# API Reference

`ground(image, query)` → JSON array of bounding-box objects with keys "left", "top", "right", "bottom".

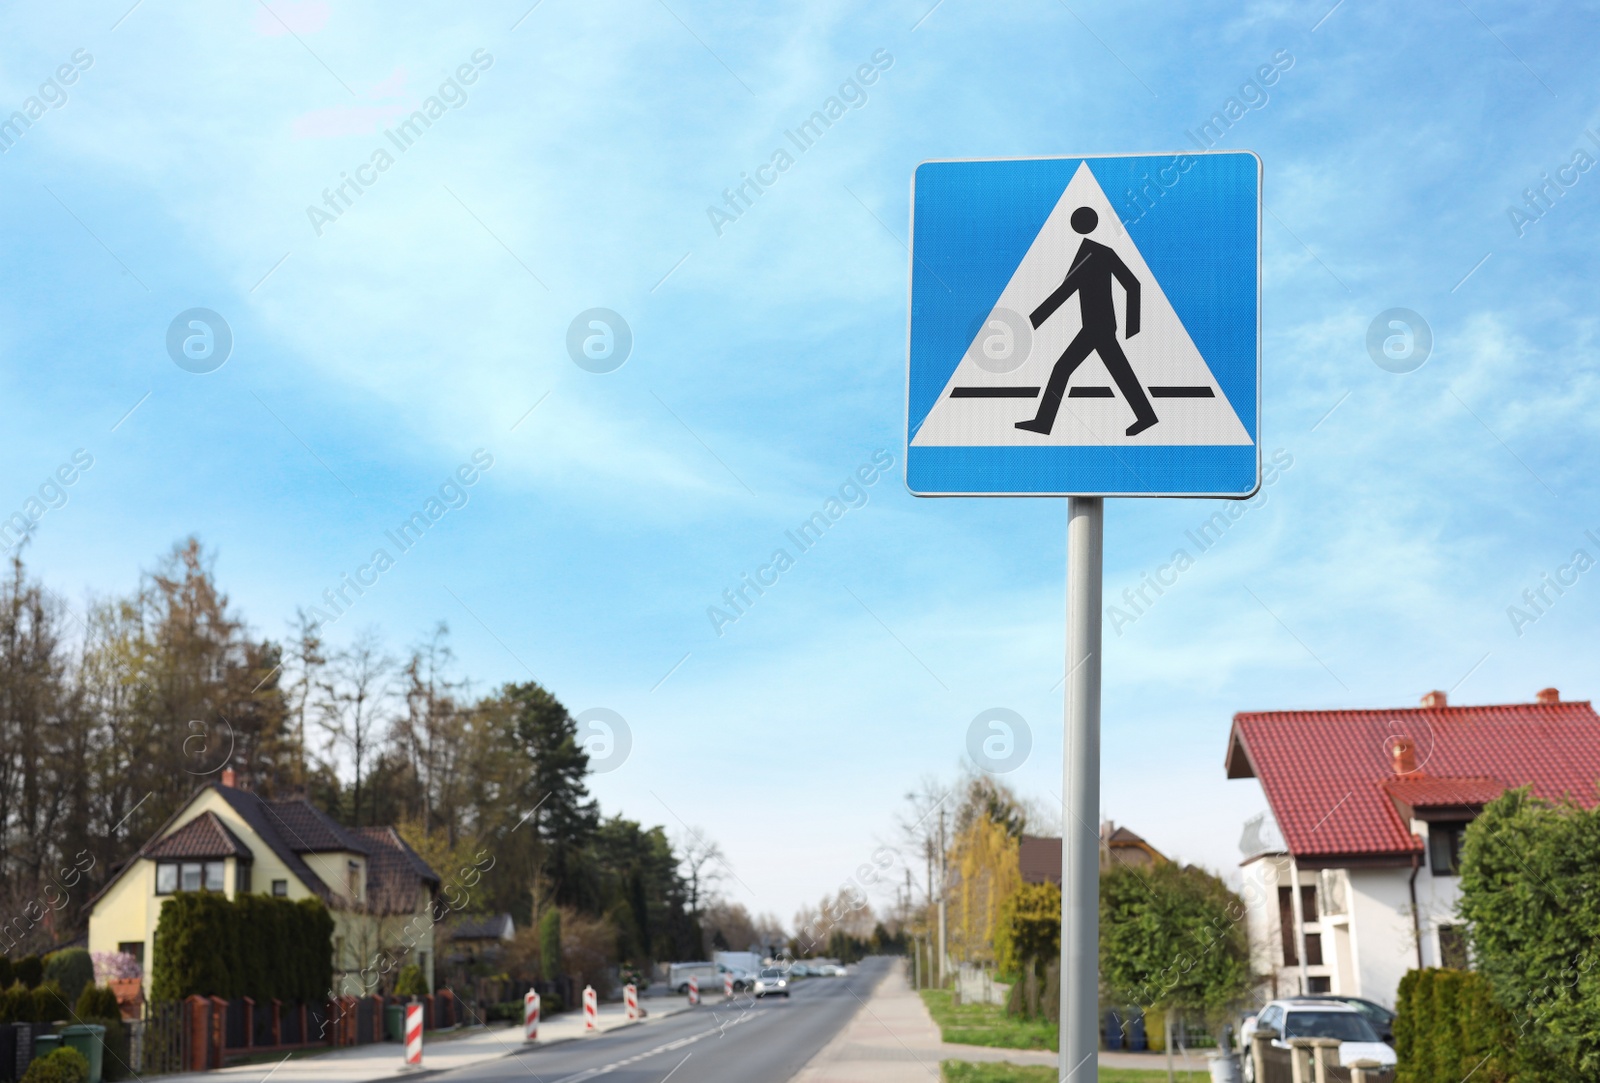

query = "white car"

[
  {"left": 753, "top": 966, "right": 791, "bottom": 998},
  {"left": 820, "top": 963, "right": 847, "bottom": 977},
  {"left": 1240, "top": 999, "right": 1396, "bottom": 1083}
]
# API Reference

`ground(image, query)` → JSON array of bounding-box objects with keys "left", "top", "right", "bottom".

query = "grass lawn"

[
  {"left": 941, "top": 1061, "right": 1208, "bottom": 1083},
  {"left": 919, "top": 989, "right": 1058, "bottom": 1052}
]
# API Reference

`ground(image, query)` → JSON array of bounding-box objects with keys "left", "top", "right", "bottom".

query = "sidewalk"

[
  {"left": 790, "top": 959, "right": 1215, "bottom": 1081},
  {"left": 155, "top": 998, "right": 695, "bottom": 1083}
]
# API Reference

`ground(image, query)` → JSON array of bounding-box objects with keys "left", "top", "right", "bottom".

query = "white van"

[{"left": 668, "top": 961, "right": 718, "bottom": 994}]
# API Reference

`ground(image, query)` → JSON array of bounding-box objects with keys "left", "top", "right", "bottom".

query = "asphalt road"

[{"left": 443, "top": 958, "right": 890, "bottom": 1083}]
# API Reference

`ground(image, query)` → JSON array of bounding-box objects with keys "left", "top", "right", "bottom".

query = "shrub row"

[
  {"left": 0, "top": 983, "right": 71, "bottom": 1024},
  {"left": 1396, "top": 969, "right": 1515, "bottom": 1083},
  {"left": 0, "top": 956, "right": 45, "bottom": 990},
  {"left": 150, "top": 893, "right": 333, "bottom": 1003}
]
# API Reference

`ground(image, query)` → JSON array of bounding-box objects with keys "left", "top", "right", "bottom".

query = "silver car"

[
  {"left": 753, "top": 966, "right": 790, "bottom": 998},
  {"left": 1241, "top": 999, "right": 1396, "bottom": 1083}
]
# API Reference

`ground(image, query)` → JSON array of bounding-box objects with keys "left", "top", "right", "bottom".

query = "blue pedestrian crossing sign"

[{"left": 905, "top": 152, "right": 1261, "bottom": 497}]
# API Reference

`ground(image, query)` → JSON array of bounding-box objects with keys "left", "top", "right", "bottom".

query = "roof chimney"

[
  {"left": 1421, "top": 690, "right": 1447, "bottom": 709},
  {"left": 1537, "top": 687, "right": 1560, "bottom": 705},
  {"left": 1390, "top": 737, "right": 1418, "bottom": 776},
  {"left": 221, "top": 767, "right": 236, "bottom": 788}
]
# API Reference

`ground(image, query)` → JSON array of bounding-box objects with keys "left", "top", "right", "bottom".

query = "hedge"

[
  {"left": 150, "top": 892, "right": 333, "bottom": 1003},
  {"left": 1395, "top": 968, "right": 1515, "bottom": 1083}
]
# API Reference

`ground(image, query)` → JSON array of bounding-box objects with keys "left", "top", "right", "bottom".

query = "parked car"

[
  {"left": 753, "top": 966, "right": 790, "bottom": 998},
  {"left": 668, "top": 961, "right": 718, "bottom": 994},
  {"left": 819, "top": 963, "right": 847, "bottom": 977},
  {"left": 789, "top": 963, "right": 812, "bottom": 977},
  {"left": 1240, "top": 999, "right": 1396, "bottom": 1083}
]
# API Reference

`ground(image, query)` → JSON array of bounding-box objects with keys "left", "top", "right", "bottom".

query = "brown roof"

[
  {"left": 256, "top": 799, "right": 372, "bottom": 855},
  {"left": 1019, "top": 834, "right": 1061, "bottom": 885},
  {"left": 144, "top": 812, "right": 252, "bottom": 860},
  {"left": 349, "top": 826, "right": 440, "bottom": 913}
]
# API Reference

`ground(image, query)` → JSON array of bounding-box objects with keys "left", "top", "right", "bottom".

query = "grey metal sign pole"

[{"left": 1061, "top": 496, "right": 1103, "bottom": 1082}]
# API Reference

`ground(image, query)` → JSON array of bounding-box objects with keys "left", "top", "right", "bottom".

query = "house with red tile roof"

[
  {"left": 86, "top": 770, "right": 440, "bottom": 1000},
  {"left": 1224, "top": 686, "right": 1599, "bottom": 1010}
]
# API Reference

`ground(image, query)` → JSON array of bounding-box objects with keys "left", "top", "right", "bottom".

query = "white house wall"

[{"left": 1346, "top": 867, "right": 1418, "bottom": 1009}]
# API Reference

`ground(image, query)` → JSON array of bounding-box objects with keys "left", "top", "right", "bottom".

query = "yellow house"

[{"left": 86, "top": 771, "right": 441, "bottom": 1000}]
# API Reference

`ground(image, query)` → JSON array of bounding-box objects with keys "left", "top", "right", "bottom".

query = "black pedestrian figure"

[{"left": 1015, "top": 207, "right": 1159, "bottom": 438}]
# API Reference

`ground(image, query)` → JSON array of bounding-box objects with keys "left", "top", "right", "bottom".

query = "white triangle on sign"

[{"left": 911, "top": 161, "right": 1252, "bottom": 448}]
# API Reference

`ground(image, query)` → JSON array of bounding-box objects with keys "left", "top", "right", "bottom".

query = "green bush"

[
  {"left": 1458, "top": 788, "right": 1600, "bottom": 1079},
  {"left": 75, "top": 984, "right": 121, "bottom": 1020},
  {"left": 1394, "top": 970, "right": 1419, "bottom": 1075},
  {"left": 16, "top": 956, "right": 43, "bottom": 989},
  {"left": 0, "top": 956, "right": 12, "bottom": 988},
  {"left": 538, "top": 909, "right": 562, "bottom": 984},
  {"left": 21, "top": 1047, "right": 89, "bottom": 1083},
  {"left": 150, "top": 892, "right": 333, "bottom": 1003},
  {"left": 42, "top": 950, "right": 94, "bottom": 1007},
  {"left": 485, "top": 1001, "right": 522, "bottom": 1023},
  {"left": 995, "top": 881, "right": 1060, "bottom": 983},
  {"left": 31, "top": 982, "right": 70, "bottom": 1024},
  {"left": 1395, "top": 968, "right": 1516, "bottom": 1083},
  {"left": 541, "top": 991, "right": 564, "bottom": 1015},
  {"left": 393, "top": 965, "right": 428, "bottom": 997},
  {"left": 0, "top": 982, "right": 30, "bottom": 1024}
]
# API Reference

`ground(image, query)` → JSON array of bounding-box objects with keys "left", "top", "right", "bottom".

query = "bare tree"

[
  {"left": 317, "top": 627, "right": 395, "bottom": 826},
  {"left": 675, "top": 827, "right": 727, "bottom": 918},
  {"left": 897, "top": 774, "right": 952, "bottom": 909},
  {"left": 284, "top": 608, "right": 326, "bottom": 792},
  {"left": 397, "top": 623, "right": 466, "bottom": 836}
]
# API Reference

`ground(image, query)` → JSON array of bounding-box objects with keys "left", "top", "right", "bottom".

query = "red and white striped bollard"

[
  {"left": 583, "top": 985, "right": 597, "bottom": 1032},
  {"left": 724, "top": 972, "right": 733, "bottom": 999},
  {"left": 688, "top": 975, "right": 699, "bottom": 1005},
  {"left": 624, "top": 984, "right": 639, "bottom": 1020},
  {"left": 403, "top": 1003, "right": 423, "bottom": 1067},
  {"left": 523, "top": 990, "right": 540, "bottom": 1041}
]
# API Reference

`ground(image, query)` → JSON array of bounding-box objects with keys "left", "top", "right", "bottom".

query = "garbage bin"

[
  {"left": 59, "top": 1025, "right": 105, "bottom": 1083},
  {"left": 385, "top": 1004, "right": 406, "bottom": 1043},
  {"left": 32, "top": 1034, "right": 62, "bottom": 1057}
]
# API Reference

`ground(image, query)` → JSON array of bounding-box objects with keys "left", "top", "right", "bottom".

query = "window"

[
  {"left": 157, "top": 861, "right": 225, "bottom": 893},
  {"left": 347, "top": 861, "right": 361, "bottom": 899},
  {"left": 1430, "top": 822, "right": 1468, "bottom": 876},
  {"left": 1439, "top": 924, "right": 1469, "bottom": 969},
  {"left": 1284, "top": 1010, "right": 1377, "bottom": 1043},
  {"left": 1304, "top": 933, "right": 1324, "bottom": 967},
  {"left": 237, "top": 863, "right": 251, "bottom": 895},
  {"left": 117, "top": 942, "right": 144, "bottom": 968},
  {"left": 1307, "top": 976, "right": 1332, "bottom": 993},
  {"left": 1300, "top": 885, "right": 1319, "bottom": 924},
  {"left": 272, "top": 879, "right": 288, "bottom": 897},
  {"left": 1277, "top": 887, "right": 1298, "bottom": 965}
]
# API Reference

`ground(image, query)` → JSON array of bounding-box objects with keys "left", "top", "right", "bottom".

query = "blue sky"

[{"left": 3, "top": 0, "right": 1599, "bottom": 924}]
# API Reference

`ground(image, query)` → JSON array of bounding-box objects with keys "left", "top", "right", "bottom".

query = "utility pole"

[{"left": 937, "top": 806, "right": 948, "bottom": 988}]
